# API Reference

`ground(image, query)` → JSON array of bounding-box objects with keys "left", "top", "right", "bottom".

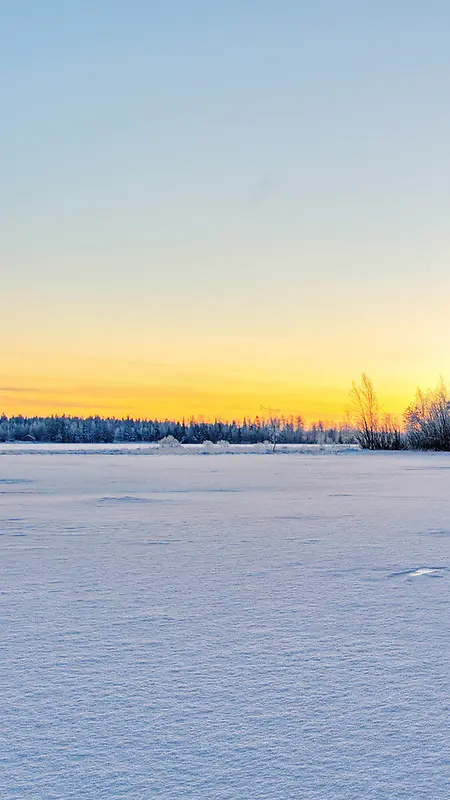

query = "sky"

[{"left": 2, "top": 1, "right": 450, "bottom": 422}]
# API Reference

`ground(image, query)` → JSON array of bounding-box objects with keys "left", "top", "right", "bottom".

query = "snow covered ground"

[
  {"left": 0, "top": 442, "right": 359, "bottom": 455},
  {"left": 0, "top": 450, "right": 449, "bottom": 799}
]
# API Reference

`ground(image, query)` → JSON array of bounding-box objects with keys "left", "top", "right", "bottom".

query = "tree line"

[
  {"left": 2, "top": 375, "right": 450, "bottom": 449},
  {"left": 0, "top": 413, "right": 355, "bottom": 446}
]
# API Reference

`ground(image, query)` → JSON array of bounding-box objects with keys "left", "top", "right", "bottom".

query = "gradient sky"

[{"left": 2, "top": 1, "right": 450, "bottom": 421}]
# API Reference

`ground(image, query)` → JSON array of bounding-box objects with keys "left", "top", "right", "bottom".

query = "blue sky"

[{"left": 2, "top": 1, "right": 450, "bottom": 419}]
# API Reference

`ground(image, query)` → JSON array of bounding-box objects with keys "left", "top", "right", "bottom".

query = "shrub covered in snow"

[
  {"left": 201, "top": 440, "right": 216, "bottom": 453},
  {"left": 157, "top": 435, "right": 183, "bottom": 451}
]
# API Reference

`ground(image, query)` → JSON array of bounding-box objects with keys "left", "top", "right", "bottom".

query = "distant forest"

[
  {"left": 0, "top": 414, "right": 355, "bottom": 445},
  {"left": 3, "top": 375, "right": 450, "bottom": 450}
]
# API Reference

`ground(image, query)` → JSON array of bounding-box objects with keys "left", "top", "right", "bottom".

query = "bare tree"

[
  {"left": 350, "top": 374, "right": 380, "bottom": 449},
  {"left": 350, "top": 374, "right": 404, "bottom": 450},
  {"left": 260, "top": 406, "right": 282, "bottom": 451}
]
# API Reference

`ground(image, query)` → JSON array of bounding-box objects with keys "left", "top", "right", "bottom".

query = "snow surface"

[
  {"left": 0, "top": 442, "right": 359, "bottom": 455},
  {"left": 0, "top": 449, "right": 449, "bottom": 799}
]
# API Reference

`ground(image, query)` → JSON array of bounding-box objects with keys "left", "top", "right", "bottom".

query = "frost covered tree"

[
  {"left": 260, "top": 406, "right": 282, "bottom": 451},
  {"left": 405, "top": 380, "right": 450, "bottom": 450},
  {"left": 0, "top": 412, "right": 313, "bottom": 446}
]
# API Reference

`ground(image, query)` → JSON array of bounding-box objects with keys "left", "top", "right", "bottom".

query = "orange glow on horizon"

[
  {"left": 3, "top": 315, "right": 448, "bottom": 425},
  {"left": 0, "top": 374, "right": 417, "bottom": 425}
]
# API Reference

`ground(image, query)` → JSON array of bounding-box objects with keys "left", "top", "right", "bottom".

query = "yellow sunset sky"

[{"left": 2, "top": 4, "right": 450, "bottom": 423}]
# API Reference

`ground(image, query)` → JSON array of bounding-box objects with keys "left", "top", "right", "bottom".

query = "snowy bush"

[
  {"left": 157, "top": 435, "right": 183, "bottom": 451},
  {"left": 252, "top": 441, "right": 272, "bottom": 453},
  {"left": 405, "top": 381, "right": 450, "bottom": 450},
  {"left": 201, "top": 440, "right": 216, "bottom": 453}
]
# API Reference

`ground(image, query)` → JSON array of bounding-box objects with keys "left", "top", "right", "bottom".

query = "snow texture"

[
  {"left": 0, "top": 449, "right": 449, "bottom": 799},
  {"left": 0, "top": 442, "right": 359, "bottom": 456}
]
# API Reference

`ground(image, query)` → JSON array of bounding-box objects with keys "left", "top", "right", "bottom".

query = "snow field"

[{"left": 0, "top": 450, "right": 449, "bottom": 799}]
